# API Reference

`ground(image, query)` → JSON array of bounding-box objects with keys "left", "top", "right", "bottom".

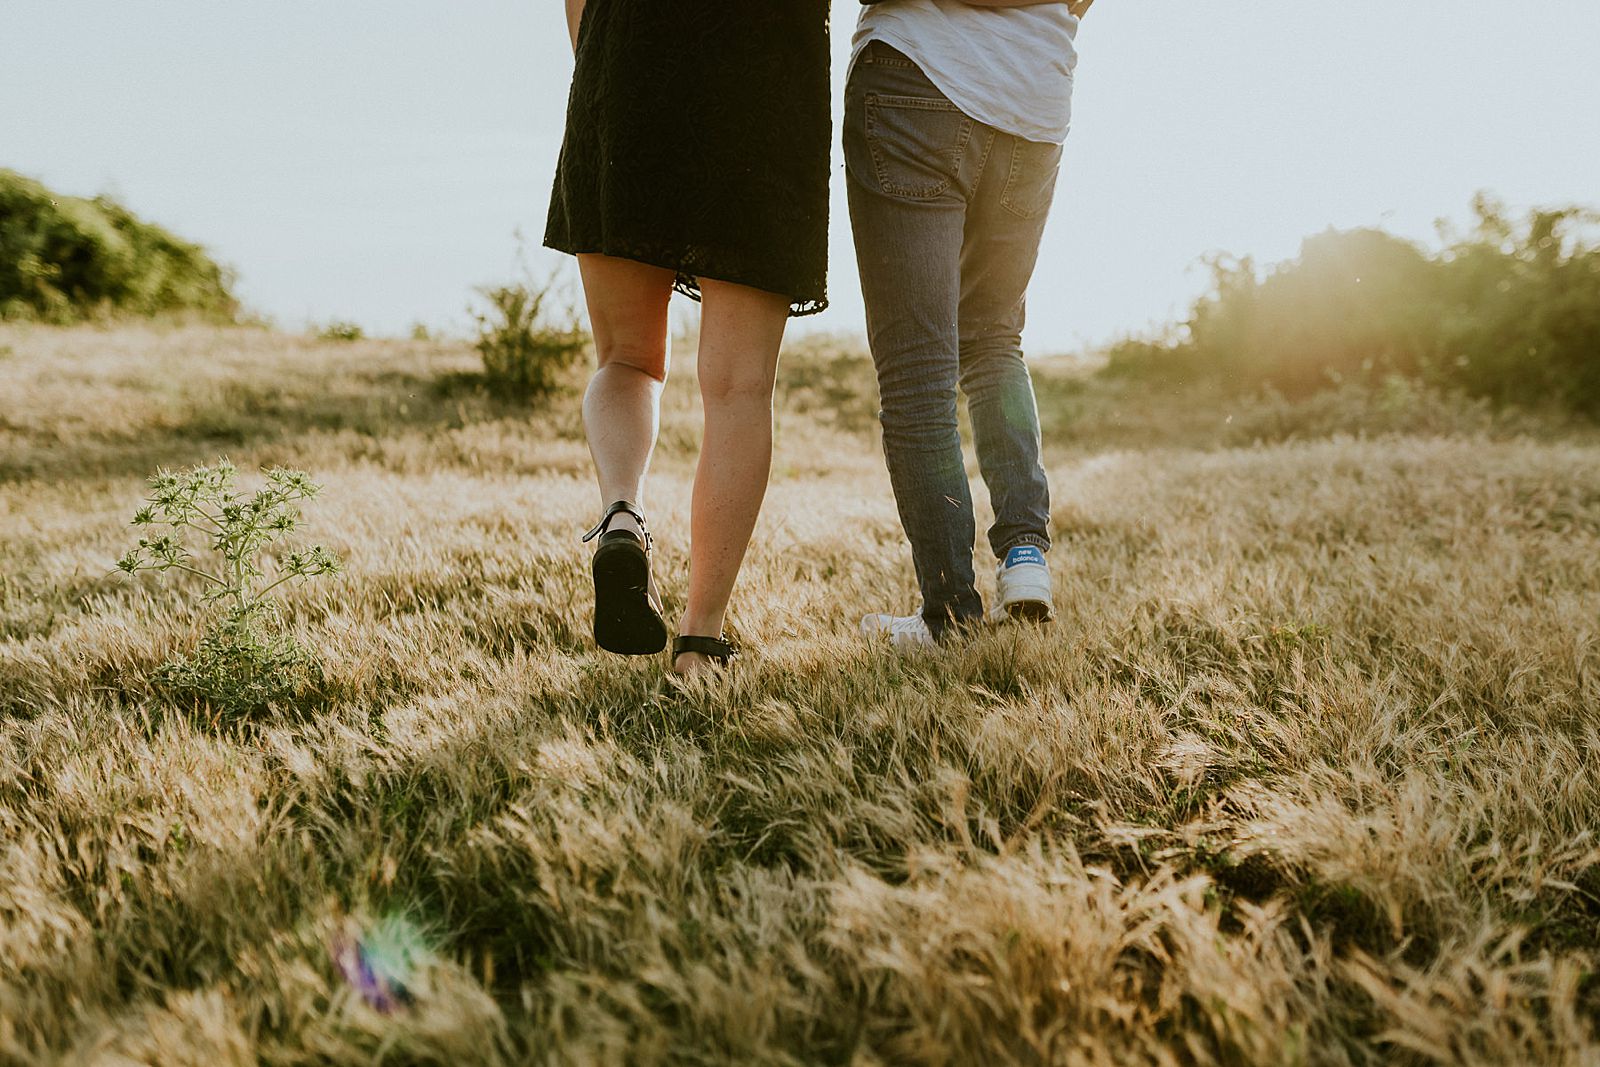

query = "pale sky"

[{"left": 5, "top": 1, "right": 1598, "bottom": 352}]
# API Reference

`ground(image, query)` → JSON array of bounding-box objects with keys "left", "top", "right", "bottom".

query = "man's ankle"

[{"left": 999, "top": 535, "right": 1050, "bottom": 559}]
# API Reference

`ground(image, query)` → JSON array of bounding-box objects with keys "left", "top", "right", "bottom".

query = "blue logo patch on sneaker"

[{"left": 1004, "top": 545, "right": 1046, "bottom": 569}]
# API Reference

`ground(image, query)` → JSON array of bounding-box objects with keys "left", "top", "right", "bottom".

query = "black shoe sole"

[
  {"left": 592, "top": 539, "right": 668, "bottom": 655},
  {"left": 1006, "top": 600, "right": 1055, "bottom": 624}
]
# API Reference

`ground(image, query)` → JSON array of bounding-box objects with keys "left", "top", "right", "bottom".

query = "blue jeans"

[{"left": 845, "top": 42, "right": 1060, "bottom": 637}]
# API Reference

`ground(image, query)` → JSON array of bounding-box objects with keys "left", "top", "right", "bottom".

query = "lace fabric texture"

[{"left": 545, "top": 2, "right": 832, "bottom": 317}]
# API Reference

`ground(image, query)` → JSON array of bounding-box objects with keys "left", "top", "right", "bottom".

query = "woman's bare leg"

[
  {"left": 577, "top": 254, "right": 676, "bottom": 540},
  {"left": 675, "top": 279, "right": 789, "bottom": 674}
]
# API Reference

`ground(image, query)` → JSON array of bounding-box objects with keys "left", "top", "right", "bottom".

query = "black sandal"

[
  {"left": 671, "top": 633, "right": 740, "bottom": 670},
  {"left": 582, "top": 501, "right": 668, "bottom": 655}
]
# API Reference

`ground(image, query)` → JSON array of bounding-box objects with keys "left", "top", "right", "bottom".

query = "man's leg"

[
  {"left": 844, "top": 44, "right": 986, "bottom": 637},
  {"left": 958, "top": 132, "right": 1063, "bottom": 564}
]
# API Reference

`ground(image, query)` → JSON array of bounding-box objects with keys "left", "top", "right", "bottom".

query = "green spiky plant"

[{"left": 117, "top": 460, "right": 341, "bottom": 720}]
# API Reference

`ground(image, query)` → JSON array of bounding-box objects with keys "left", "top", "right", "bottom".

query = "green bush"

[
  {"left": 0, "top": 169, "right": 238, "bottom": 323},
  {"left": 153, "top": 603, "right": 323, "bottom": 722},
  {"left": 1434, "top": 199, "right": 1600, "bottom": 415},
  {"left": 317, "top": 320, "right": 365, "bottom": 342},
  {"left": 470, "top": 278, "right": 588, "bottom": 399},
  {"left": 1105, "top": 196, "right": 1600, "bottom": 418},
  {"left": 117, "top": 461, "right": 340, "bottom": 721},
  {"left": 1189, "top": 233, "right": 1444, "bottom": 395},
  {"left": 1102, "top": 336, "right": 1204, "bottom": 384}
]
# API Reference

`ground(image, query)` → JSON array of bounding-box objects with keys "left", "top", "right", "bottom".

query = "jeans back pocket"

[
  {"left": 1000, "top": 136, "right": 1064, "bottom": 221},
  {"left": 864, "top": 93, "right": 974, "bottom": 201}
]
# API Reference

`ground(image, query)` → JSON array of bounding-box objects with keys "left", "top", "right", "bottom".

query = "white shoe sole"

[
  {"left": 986, "top": 600, "right": 1055, "bottom": 626},
  {"left": 995, "top": 562, "right": 1055, "bottom": 623}
]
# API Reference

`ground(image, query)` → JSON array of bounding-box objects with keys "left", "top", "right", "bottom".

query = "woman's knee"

[
  {"left": 595, "top": 336, "right": 669, "bottom": 382},
  {"left": 698, "top": 367, "right": 776, "bottom": 411},
  {"left": 696, "top": 279, "right": 788, "bottom": 406},
  {"left": 578, "top": 254, "right": 674, "bottom": 381}
]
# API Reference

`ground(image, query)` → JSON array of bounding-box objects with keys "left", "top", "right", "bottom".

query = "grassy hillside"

[{"left": 1, "top": 324, "right": 1597, "bottom": 1065}]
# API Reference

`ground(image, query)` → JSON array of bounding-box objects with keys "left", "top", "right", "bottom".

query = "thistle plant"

[{"left": 118, "top": 460, "right": 341, "bottom": 718}]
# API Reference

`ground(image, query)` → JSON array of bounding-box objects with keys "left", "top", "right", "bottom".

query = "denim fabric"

[{"left": 845, "top": 41, "right": 1059, "bottom": 637}]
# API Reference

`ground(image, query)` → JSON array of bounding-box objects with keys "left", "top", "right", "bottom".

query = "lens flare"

[{"left": 332, "top": 915, "right": 431, "bottom": 1013}]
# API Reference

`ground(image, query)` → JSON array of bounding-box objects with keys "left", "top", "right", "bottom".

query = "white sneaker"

[
  {"left": 990, "top": 544, "right": 1054, "bottom": 623},
  {"left": 859, "top": 610, "right": 937, "bottom": 651}
]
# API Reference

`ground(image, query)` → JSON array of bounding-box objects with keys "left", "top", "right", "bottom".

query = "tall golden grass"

[{"left": 1, "top": 324, "right": 1596, "bottom": 1064}]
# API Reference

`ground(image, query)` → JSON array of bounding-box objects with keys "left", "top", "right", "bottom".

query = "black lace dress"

[{"left": 544, "top": 2, "right": 831, "bottom": 317}]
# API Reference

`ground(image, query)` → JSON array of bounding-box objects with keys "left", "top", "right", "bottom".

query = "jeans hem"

[{"left": 996, "top": 533, "right": 1051, "bottom": 558}]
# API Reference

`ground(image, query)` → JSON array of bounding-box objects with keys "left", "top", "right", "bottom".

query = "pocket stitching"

[
  {"left": 868, "top": 92, "right": 964, "bottom": 113},
  {"left": 865, "top": 92, "right": 973, "bottom": 201},
  {"left": 864, "top": 52, "right": 916, "bottom": 69}
]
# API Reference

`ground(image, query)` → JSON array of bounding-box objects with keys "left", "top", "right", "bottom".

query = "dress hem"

[{"left": 544, "top": 238, "right": 828, "bottom": 319}]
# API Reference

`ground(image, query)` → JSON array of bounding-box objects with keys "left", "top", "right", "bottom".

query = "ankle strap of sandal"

[
  {"left": 582, "top": 500, "right": 650, "bottom": 545},
  {"left": 672, "top": 634, "right": 739, "bottom": 665}
]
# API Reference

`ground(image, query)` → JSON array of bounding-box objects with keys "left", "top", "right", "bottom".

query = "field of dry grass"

[{"left": 1, "top": 323, "right": 1597, "bottom": 1065}]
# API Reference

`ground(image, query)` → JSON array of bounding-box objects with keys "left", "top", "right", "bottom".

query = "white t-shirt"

[{"left": 852, "top": 0, "right": 1080, "bottom": 145}]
